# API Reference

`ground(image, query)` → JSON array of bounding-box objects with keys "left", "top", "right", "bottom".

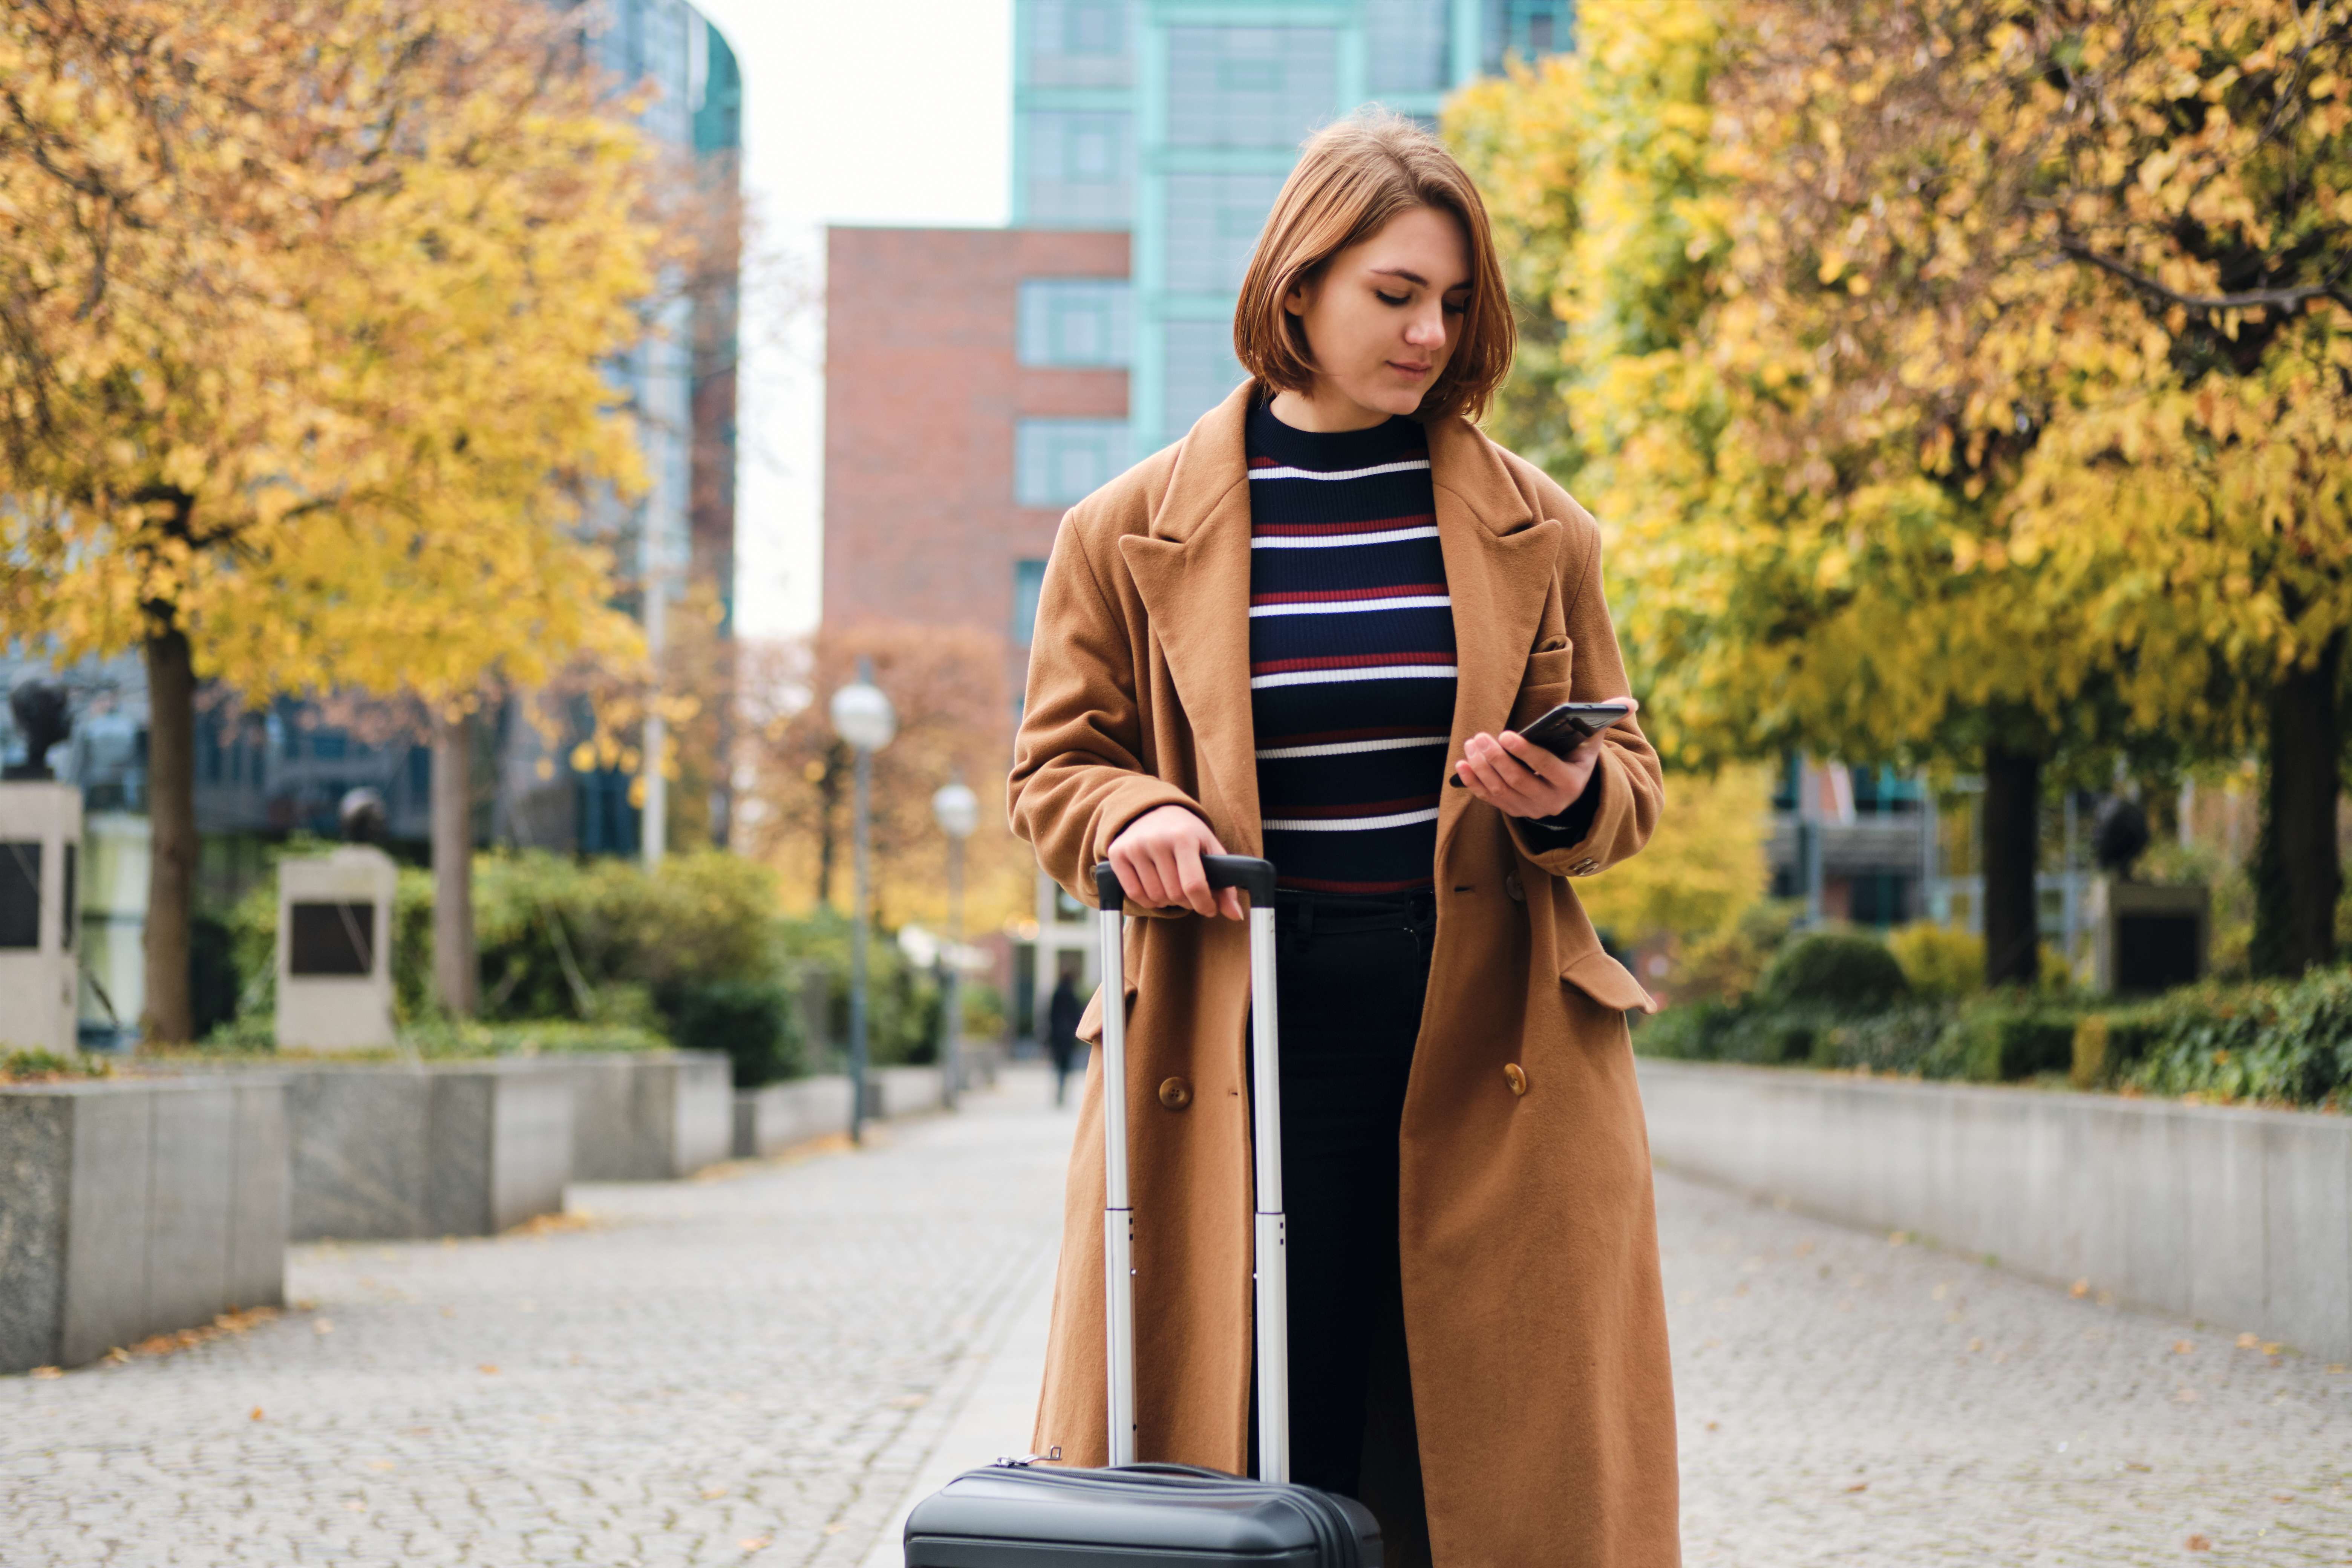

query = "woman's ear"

[{"left": 1283, "top": 271, "right": 1315, "bottom": 318}]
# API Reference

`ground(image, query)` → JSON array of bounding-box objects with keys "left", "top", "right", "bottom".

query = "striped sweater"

[{"left": 1247, "top": 401, "right": 1455, "bottom": 894}]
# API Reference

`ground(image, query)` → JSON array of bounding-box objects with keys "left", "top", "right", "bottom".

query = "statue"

[
  {"left": 3, "top": 676, "right": 70, "bottom": 781},
  {"left": 338, "top": 786, "right": 388, "bottom": 845},
  {"left": 2092, "top": 795, "right": 2151, "bottom": 879}
]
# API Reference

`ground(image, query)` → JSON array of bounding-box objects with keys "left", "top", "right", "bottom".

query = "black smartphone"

[{"left": 1447, "top": 701, "right": 1633, "bottom": 786}]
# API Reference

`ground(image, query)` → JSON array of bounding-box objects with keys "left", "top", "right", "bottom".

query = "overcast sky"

[{"left": 692, "top": 0, "right": 1014, "bottom": 640}]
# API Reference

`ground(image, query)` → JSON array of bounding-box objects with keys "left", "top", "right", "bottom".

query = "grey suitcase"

[{"left": 902, "top": 856, "right": 1382, "bottom": 1566}]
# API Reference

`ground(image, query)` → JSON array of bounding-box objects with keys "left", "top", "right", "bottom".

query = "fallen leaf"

[
  {"left": 2238, "top": 1333, "right": 2261, "bottom": 1349},
  {"left": 2172, "top": 1340, "right": 2195, "bottom": 1355},
  {"left": 1845, "top": 1481, "right": 1869, "bottom": 1493},
  {"left": 2273, "top": 1493, "right": 2295, "bottom": 1504},
  {"left": 2261, "top": 1342, "right": 2281, "bottom": 1356},
  {"left": 702, "top": 1487, "right": 727, "bottom": 1500},
  {"left": 29, "top": 1366, "right": 61, "bottom": 1380},
  {"left": 2125, "top": 1462, "right": 2152, "bottom": 1472},
  {"left": 824, "top": 1522, "right": 847, "bottom": 1535},
  {"left": 1706, "top": 1421, "right": 1720, "bottom": 1432},
  {"left": 888, "top": 1393, "right": 927, "bottom": 1409},
  {"left": 478, "top": 1364, "right": 499, "bottom": 1375},
  {"left": 738, "top": 1537, "right": 770, "bottom": 1551},
  {"left": 250, "top": 1407, "right": 264, "bottom": 1421},
  {"left": 368, "top": 1460, "right": 395, "bottom": 1472},
  {"left": 2174, "top": 1387, "right": 2200, "bottom": 1403},
  {"left": 1887, "top": 1231, "right": 1910, "bottom": 1246},
  {"left": 2329, "top": 1364, "right": 2347, "bottom": 1374},
  {"left": 2070, "top": 1279, "right": 2090, "bottom": 1298},
  {"left": 2185, "top": 1534, "right": 2211, "bottom": 1551},
  {"left": 345, "top": 1501, "right": 366, "bottom": 1514},
  {"left": 313, "top": 1319, "right": 335, "bottom": 1336},
  {"left": 1967, "top": 1338, "right": 1984, "bottom": 1352}
]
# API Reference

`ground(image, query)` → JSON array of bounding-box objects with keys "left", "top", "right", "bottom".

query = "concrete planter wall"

[
  {"left": 733, "top": 1075, "right": 854, "bottom": 1158},
  {"left": 277, "top": 1060, "right": 572, "bottom": 1241},
  {"left": 1637, "top": 1059, "right": 2352, "bottom": 1360},
  {"left": 876, "top": 1066, "right": 946, "bottom": 1120},
  {"left": 564, "top": 1052, "right": 732, "bottom": 1181},
  {"left": 0, "top": 1077, "right": 287, "bottom": 1373}
]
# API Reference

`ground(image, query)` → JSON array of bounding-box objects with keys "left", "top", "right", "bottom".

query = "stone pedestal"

[
  {"left": 276, "top": 847, "right": 397, "bottom": 1051},
  {"left": 0, "top": 781, "right": 83, "bottom": 1053},
  {"left": 2087, "top": 877, "right": 2209, "bottom": 995},
  {"left": 732, "top": 1075, "right": 854, "bottom": 1158}
]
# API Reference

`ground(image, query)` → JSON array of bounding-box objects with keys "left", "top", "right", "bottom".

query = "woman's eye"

[
  {"left": 1375, "top": 291, "right": 1409, "bottom": 306},
  {"left": 1443, "top": 300, "right": 1467, "bottom": 315}
]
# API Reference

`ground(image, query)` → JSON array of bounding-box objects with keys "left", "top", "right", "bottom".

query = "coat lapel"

[
  {"left": 1120, "top": 384, "right": 1262, "bottom": 854},
  {"left": 1429, "top": 418, "right": 1562, "bottom": 865}
]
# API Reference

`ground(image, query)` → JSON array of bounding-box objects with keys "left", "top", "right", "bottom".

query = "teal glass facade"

[{"left": 1012, "top": 0, "right": 1570, "bottom": 452}]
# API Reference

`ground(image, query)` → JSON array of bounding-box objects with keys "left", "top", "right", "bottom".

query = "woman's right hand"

[{"left": 1105, "top": 805, "right": 1248, "bottom": 920}]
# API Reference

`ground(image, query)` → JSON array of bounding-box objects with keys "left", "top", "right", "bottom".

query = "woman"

[{"left": 1007, "top": 112, "right": 1678, "bottom": 1567}]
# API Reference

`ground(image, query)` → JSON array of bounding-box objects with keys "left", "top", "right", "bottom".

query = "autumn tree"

[
  {"left": 0, "top": 0, "right": 655, "bottom": 1040},
  {"left": 737, "top": 625, "right": 1034, "bottom": 936},
  {"left": 1714, "top": 0, "right": 2352, "bottom": 974}
]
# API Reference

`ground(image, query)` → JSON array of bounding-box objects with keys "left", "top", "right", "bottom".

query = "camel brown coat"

[{"left": 1006, "top": 382, "right": 1679, "bottom": 1567}]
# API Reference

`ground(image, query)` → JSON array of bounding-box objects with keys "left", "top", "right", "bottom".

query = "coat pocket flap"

[
  {"left": 1075, "top": 978, "right": 1139, "bottom": 1044},
  {"left": 1560, "top": 947, "right": 1657, "bottom": 1015}
]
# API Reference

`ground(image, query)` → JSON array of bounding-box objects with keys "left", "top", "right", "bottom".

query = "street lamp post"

[
  {"left": 829, "top": 657, "right": 895, "bottom": 1144},
  {"left": 931, "top": 775, "right": 979, "bottom": 1110}
]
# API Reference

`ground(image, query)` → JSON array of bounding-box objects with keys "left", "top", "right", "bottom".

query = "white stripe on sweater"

[
  {"left": 1250, "top": 525, "right": 1440, "bottom": 550},
  {"left": 1263, "top": 806, "right": 1443, "bottom": 832},
  {"left": 1255, "top": 735, "right": 1450, "bottom": 760},
  {"left": 1249, "top": 594, "right": 1451, "bottom": 617},
  {"left": 1249, "top": 663, "right": 1458, "bottom": 691},
  {"left": 1247, "top": 458, "right": 1432, "bottom": 482}
]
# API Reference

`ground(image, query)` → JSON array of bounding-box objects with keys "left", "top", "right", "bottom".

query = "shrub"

[
  {"left": 667, "top": 979, "right": 803, "bottom": 1087},
  {"left": 1886, "top": 923, "right": 1983, "bottom": 1000},
  {"left": 1671, "top": 901, "right": 1801, "bottom": 1004},
  {"left": 2114, "top": 969, "right": 2352, "bottom": 1108},
  {"left": 778, "top": 907, "right": 942, "bottom": 1068},
  {"left": 1813, "top": 1003, "right": 1965, "bottom": 1077},
  {"left": 1758, "top": 929, "right": 1909, "bottom": 1012},
  {"left": 1, "top": 1049, "right": 111, "bottom": 1083},
  {"left": 1947, "top": 1001, "right": 2078, "bottom": 1082}
]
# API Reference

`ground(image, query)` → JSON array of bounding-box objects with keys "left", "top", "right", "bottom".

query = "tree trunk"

[
  {"left": 1981, "top": 743, "right": 2041, "bottom": 989},
  {"left": 430, "top": 708, "right": 478, "bottom": 1018},
  {"left": 2252, "top": 632, "right": 2343, "bottom": 976},
  {"left": 141, "top": 626, "right": 197, "bottom": 1045}
]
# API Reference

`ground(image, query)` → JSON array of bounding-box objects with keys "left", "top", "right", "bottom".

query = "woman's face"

[{"left": 1283, "top": 204, "right": 1472, "bottom": 420}]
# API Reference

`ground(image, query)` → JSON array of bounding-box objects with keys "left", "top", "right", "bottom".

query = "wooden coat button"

[
  {"left": 1158, "top": 1076, "right": 1193, "bottom": 1110},
  {"left": 1503, "top": 1063, "right": 1529, "bottom": 1097}
]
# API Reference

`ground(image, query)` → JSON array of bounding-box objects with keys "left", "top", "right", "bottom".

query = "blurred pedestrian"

[
  {"left": 1008, "top": 111, "right": 1673, "bottom": 1565},
  {"left": 1046, "top": 971, "right": 1081, "bottom": 1107}
]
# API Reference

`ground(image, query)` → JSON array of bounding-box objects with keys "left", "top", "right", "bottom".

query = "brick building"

[{"left": 822, "top": 227, "right": 1131, "bottom": 694}]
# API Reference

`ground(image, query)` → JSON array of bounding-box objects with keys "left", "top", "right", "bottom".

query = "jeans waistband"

[{"left": 1273, "top": 886, "right": 1438, "bottom": 937}]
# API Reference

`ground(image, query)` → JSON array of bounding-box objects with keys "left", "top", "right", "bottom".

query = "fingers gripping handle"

[
  {"left": 1093, "top": 854, "right": 1277, "bottom": 912},
  {"left": 1087, "top": 856, "right": 1287, "bottom": 1484}
]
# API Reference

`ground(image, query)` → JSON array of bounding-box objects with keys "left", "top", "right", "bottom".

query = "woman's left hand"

[{"left": 1454, "top": 697, "right": 1639, "bottom": 819}]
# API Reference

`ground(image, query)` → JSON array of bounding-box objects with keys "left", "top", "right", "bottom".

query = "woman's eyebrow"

[{"left": 1368, "top": 266, "right": 1471, "bottom": 291}]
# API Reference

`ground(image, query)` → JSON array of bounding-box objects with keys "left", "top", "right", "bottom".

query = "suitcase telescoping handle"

[{"left": 1091, "top": 856, "right": 1287, "bottom": 1482}]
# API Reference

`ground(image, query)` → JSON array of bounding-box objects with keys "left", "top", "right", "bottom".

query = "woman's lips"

[{"left": 1389, "top": 360, "right": 1433, "bottom": 377}]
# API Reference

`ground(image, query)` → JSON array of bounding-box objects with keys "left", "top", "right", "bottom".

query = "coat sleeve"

[
  {"left": 1505, "top": 509, "right": 1665, "bottom": 879},
  {"left": 1008, "top": 513, "right": 1207, "bottom": 909}
]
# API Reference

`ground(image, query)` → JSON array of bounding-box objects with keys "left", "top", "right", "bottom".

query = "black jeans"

[{"left": 1251, "top": 887, "right": 1434, "bottom": 1527}]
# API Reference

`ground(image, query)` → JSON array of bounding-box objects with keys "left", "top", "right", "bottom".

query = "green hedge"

[{"left": 1641, "top": 965, "right": 2352, "bottom": 1110}]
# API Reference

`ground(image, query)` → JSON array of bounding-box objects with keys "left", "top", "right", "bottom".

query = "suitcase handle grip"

[{"left": 1092, "top": 854, "right": 1275, "bottom": 911}]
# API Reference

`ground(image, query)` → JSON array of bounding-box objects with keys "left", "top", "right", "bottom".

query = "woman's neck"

[{"left": 1266, "top": 384, "right": 1396, "bottom": 433}]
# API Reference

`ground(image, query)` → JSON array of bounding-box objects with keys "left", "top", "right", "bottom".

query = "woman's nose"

[{"left": 1405, "top": 310, "right": 1446, "bottom": 349}]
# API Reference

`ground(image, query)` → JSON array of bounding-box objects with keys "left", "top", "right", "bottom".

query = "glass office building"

[{"left": 1010, "top": 0, "right": 1571, "bottom": 481}]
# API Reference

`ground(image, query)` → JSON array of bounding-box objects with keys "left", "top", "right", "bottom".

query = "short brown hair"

[{"left": 1233, "top": 111, "right": 1513, "bottom": 423}]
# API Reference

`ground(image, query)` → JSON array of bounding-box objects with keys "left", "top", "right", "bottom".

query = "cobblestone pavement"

[
  {"left": 1661, "top": 1167, "right": 2352, "bottom": 1566},
  {"left": 0, "top": 1072, "right": 1077, "bottom": 1568},
  {"left": 7, "top": 1070, "right": 2351, "bottom": 1566}
]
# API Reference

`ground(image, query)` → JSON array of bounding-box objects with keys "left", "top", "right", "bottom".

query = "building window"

[
  {"left": 1481, "top": 0, "right": 1574, "bottom": 73},
  {"left": 1165, "top": 27, "right": 1338, "bottom": 149},
  {"left": 1367, "top": 0, "right": 1451, "bottom": 95},
  {"left": 1163, "top": 172, "right": 1288, "bottom": 294},
  {"left": 1021, "top": 110, "right": 1132, "bottom": 227},
  {"left": 1013, "top": 559, "right": 1049, "bottom": 646},
  {"left": 1019, "top": 279, "right": 1133, "bottom": 367},
  {"left": 1026, "top": 0, "right": 1134, "bottom": 87},
  {"left": 1162, "top": 320, "right": 1247, "bottom": 442},
  {"left": 1016, "top": 418, "right": 1129, "bottom": 507}
]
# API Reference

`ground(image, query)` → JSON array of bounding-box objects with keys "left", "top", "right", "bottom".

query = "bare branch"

[{"left": 2055, "top": 234, "right": 2352, "bottom": 317}]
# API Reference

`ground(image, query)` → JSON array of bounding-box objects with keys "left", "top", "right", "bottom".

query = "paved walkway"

[{"left": 5, "top": 1065, "right": 2349, "bottom": 1565}]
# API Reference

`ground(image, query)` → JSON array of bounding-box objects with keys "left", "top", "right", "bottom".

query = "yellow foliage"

[
  {"left": 0, "top": 0, "right": 657, "bottom": 707},
  {"left": 1573, "top": 764, "right": 1772, "bottom": 948},
  {"left": 1886, "top": 923, "right": 1984, "bottom": 1000}
]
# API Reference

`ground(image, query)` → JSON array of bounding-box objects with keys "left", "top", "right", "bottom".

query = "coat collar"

[{"left": 1119, "top": 382, "right": 1561, "bottom": 867}]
